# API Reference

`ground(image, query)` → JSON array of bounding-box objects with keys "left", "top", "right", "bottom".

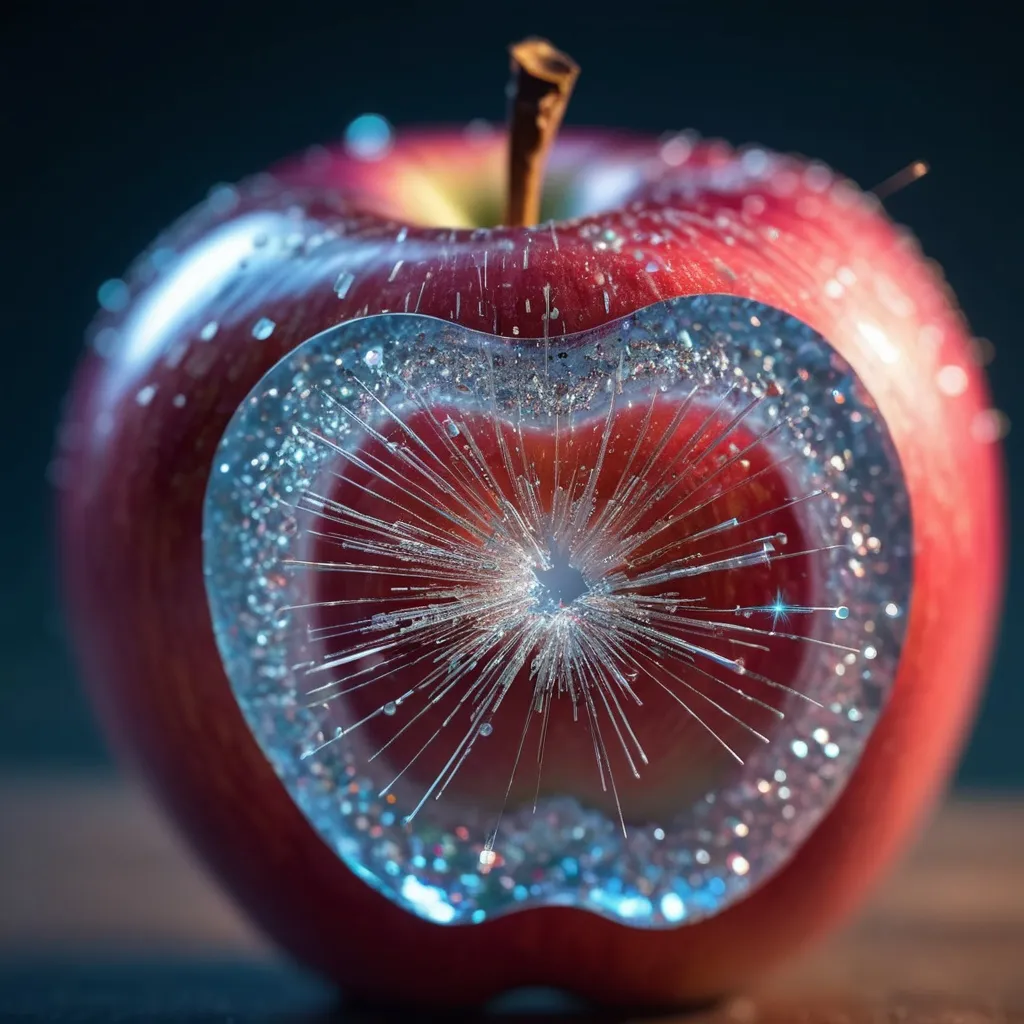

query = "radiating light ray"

[
  {"left": 298, "top": 425, "right": 497, "bottom": 543},
  {"left": 586, "top": 389, "right": 662, "bottom": 539},
  {"left": 286, "top": 371, "right": 847, "bottom": 840},
  {"left": 605, "top": 632, "right": 755, "bottom": 763},
  {"left": 625, "top": 452, "right": 804, "bottom": 569},
  {"left": 587, "top": 384, "right": 714, "bottom": 547}
]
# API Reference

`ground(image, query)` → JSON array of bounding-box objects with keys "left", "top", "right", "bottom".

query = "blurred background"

[{"left": 0, "top": 2, "right": 1019, "bottom": 786}]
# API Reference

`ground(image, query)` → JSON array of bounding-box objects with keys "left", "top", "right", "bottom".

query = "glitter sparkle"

[
  {"left": 287, "top": 372, "right": 854, "bottom": 843},
  {"left": 203, "top": 296, "right": 911, "bottom": 927}
]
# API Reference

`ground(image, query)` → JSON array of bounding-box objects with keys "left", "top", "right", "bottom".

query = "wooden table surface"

[{"left": 1, "top": 776, "right": 1022, "bottom": 1021}]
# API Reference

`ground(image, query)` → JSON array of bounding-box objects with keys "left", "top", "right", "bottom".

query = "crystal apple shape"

[{"left": 203, "top": 295, "right": 909, "bottom": 925}]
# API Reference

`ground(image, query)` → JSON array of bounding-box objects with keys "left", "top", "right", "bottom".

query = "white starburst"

[{"left": 284, "top": 369, "right": 853, "bottom": 842}]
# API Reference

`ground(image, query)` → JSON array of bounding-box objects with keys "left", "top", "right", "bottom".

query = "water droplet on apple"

[
  {"left": 344, "top": 113, "right": 394, "bottom": 161},
  {"left": 334, "top": 271, "right": 355, "bottom": 299},
  {"left": 97, "top": 278, "right": 130, "bottom": 313},
  {"left": 207, "top": 183, "right": 239, "bottom": 214},
  {"left": 92, "top": 327, "right": 119, "bottom": 358},
  {"left": 252, "top": 318, "right": 276, "bottom": 341}
]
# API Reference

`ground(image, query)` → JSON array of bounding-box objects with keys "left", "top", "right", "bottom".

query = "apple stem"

[{"left": 504, "top": 38, "right": 580, "bottom": 228}]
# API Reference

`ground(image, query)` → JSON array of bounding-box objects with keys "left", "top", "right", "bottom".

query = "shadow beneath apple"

[
  {"left": 0, "top": 959, "right": 722, "bottom": 1022},
  {"left": 339, "top": 985, "right": 721, "bottom": 1021}
]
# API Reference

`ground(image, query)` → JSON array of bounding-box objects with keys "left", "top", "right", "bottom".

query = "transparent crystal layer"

[{"left": 203, "top": 295, "right": 911, "bottom": 927}]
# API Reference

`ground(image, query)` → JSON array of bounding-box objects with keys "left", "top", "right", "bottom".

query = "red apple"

[{"left": 56, "top": 104, "right": 1004, "bottom": 1007}]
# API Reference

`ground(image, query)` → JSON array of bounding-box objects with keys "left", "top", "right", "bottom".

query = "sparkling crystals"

[
  {"left": 203, "top": 296, "right": 911, "bottom": 929},
  {"left": 728, "top": 854, "right": 750, "bottom": 876},
  {"left": 660, "top": 892, "right": 686, "bottom": 922}
]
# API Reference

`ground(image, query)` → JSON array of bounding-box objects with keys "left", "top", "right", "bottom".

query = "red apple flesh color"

[
  {"left": 57, "top": 128, "right": 1004, "bottom": 1006},
  {"left": 320, "top": 403, "right": 806, "bottom": 820}
]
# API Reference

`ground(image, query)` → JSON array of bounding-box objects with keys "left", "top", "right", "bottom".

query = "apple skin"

[{"left": 57, "top": 127, "right": 1004, "bottom": 1007}]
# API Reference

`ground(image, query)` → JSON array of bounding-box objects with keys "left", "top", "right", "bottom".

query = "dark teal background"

[{"left": 0, "top": 2, "right": 1018, "bottom": 783}]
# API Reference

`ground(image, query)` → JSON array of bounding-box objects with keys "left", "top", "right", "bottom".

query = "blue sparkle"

[
  {"left": 660, "top": 892, "right": 686, "bottom": 922},
  {"left": 768, "top": 589, "right": 791, "bottom": 630},
  {"left": 400, "top": 875, "right": 455, "bottom": 924}
]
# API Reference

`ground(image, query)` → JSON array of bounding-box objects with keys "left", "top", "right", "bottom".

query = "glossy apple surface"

[{"left": 56, "top": 127, "right": 1004, "bottom": 1006}]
